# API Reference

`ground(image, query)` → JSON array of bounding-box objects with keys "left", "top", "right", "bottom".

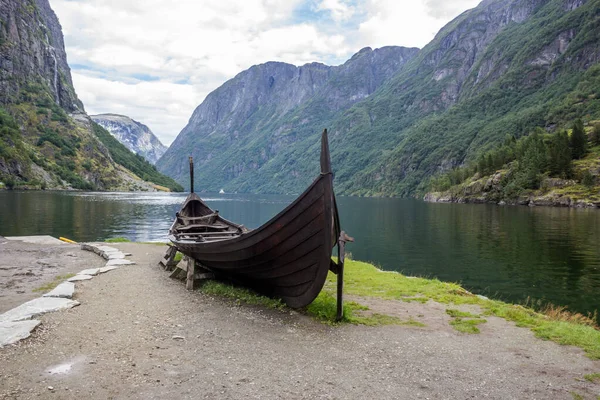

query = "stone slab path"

[
  {"left": 42, "top": 282, "right": 75, "bottom": 299},
  {"left": 0, "top": 242, "right": 134, "bottom": 347}
]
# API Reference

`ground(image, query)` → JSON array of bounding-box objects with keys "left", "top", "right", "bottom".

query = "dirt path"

[{"left": 0, "top": 243, "right": 599, "bottom": 399}]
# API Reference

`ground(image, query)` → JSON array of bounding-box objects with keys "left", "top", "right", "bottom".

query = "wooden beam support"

[{"left": 186, "top": 256, "right": 196, "bottom": 290}]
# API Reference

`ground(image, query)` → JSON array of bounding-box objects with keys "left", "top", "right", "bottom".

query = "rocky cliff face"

[
  {"left": 157, "top": 46, "right": 418, "bottom": 191},
  {"left": 91, "top": 114, "right": 167, "bottom": 165},
  {"left": 0, "top": 0, "right": 178, "bottom": 191},
  {"left": 0, "top": 0, "right": 82, "bottom": 111}
]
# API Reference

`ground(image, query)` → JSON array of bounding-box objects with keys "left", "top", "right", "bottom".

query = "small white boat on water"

[{"left": 219, "top": 189, "right": 225, "bottom": 194}]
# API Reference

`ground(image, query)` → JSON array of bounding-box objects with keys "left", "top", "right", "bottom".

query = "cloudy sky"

[{"left": 50, "top": 0, "right": 480, "bottom": 145}]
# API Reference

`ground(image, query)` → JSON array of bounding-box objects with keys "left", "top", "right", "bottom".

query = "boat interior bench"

[
  {"left": 176, "top": 223, "right": 230, "bottom": 231},
  {"left": 176, "top": 213, "right": 219, "bottom": 226}
]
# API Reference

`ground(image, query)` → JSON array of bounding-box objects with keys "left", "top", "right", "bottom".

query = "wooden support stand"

[
  {"left": 160, "top": 245, "right": 179, "bottom": 271},
  {"left": 336, "top": 231, "right": 354, "bottom": 322},
  {"left": 186, "top": 256, "right": 195, "bottom": 290},
  {"left": 168, "top": 254, "right": 215, "bottom": 289}
]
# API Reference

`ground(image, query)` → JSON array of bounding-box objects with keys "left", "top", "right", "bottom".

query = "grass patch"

[
  {"left": 446, "top": 308, "right": 480, "bottom": 318},
  {"left": 450, "top": 318, "right": 487, "bottom": 334},
  {"left": 32, "top": 273, "right": 76, "bottom": 293},
  {"left": 198, "top": 277, "right": 422, "bottom": 327},
  {"left": 105, "top": 237, "right": 131, "bottom": 243},
  {"left": 584, "top": 373, "right": 600, "bottom": 383},
  {"left": 174, "top": 252, "right": 183, "bottom": 262},
  {"left": 331, "top": 259, "right": 478, "bottom": 305},
  {"left": 306, "top": 290, "right": 422, "bottom": 326},
  {"left": 200, "top": 280, "right": 286, "bottom": 310},
  {"left": 571, "top": 393, "right": 584, "bottom": 400},
  {"left": 484, "top": 301, "right": 600, "bottom": 358},
  {"left": 446, "top": 309, "right": 485, "bottom": 333}
]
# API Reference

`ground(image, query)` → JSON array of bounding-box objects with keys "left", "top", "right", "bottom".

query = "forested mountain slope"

[
  {"left": 0, "top": 0, "right": 181, "bottom": 191},
  {"left": 160, "top": 0, "right": 600, "bottom": 197},
  {"left": 341, "top": 0, "right": 600, "bottom": 196}
]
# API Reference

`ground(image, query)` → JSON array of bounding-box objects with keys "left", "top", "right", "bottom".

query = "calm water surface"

[{"left": 0, "top": 191, "right": 598, "bottom": 315}]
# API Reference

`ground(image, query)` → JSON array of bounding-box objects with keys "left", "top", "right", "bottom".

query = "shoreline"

[
  {"left": 424, "top": 191, "right": 600, "bottom": 209},
  {"left": 3, "top": 186, "right": 600, "bottom": 210}
]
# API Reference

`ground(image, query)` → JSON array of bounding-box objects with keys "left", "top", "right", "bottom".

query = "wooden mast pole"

[{"left": 189, "top": 156, "right": 194, "bottom": 193}]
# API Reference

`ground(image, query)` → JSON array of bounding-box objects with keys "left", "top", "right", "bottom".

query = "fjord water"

[{"left": 0, "top": 191, "right": 598, "bottom": 315}]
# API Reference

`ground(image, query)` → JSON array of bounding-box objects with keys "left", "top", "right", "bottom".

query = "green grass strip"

[
  {"left": 32, "top": 273, "right": 76, "bottom": 293},
  {"left": 104, "top": 237, "right": 131, "bottom": 243},
  {"left": 584, "top": 373, "right": 600, "bottom": 383}
]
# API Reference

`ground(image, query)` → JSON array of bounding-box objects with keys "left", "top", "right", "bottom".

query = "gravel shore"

[{"left": 1, "top": 243, "right": 599, "bottom": 399}]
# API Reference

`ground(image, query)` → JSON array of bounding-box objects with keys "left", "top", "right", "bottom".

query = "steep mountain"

[
  {"left": 90, "top": 114, "right": 167, "bottom": 165},
  {"left": 341, "top": 0, "right": 600, "bottom": 196},
  {"left": 0, "top": 0, "right": 181, "bottom": 191},
  {"left": 160, "top": 0, "right": 600, "bottom": 196},
  {"left": 156, "top": 46, "right": 419, "bottom": 192}
]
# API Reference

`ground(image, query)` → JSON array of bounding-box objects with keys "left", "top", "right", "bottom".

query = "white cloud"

[
  {"left": 73, "top": 73, "right": 201, "bottom": 146},
  {"left": 317, "top": 0, "right": 356, "bottom": 22},
  {"left": 424, "top": 0, "right": 481, "bottom": 19},
  {"left": 357, "top": 0, "right": 480, "bottom": 49},
  {"left": 50, "top": 0, "right": 481, "bottom": 146}
]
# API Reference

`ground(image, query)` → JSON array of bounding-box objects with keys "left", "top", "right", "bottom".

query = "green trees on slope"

[
  {"left": 591, "top": 123, "right": 600, "bottom": 146},
  {"left": 548, "top": 130, "right": 572, "bottom": 178},
  {"left": 429, "top": 119, "right": 596, "bottom": 196},
  {"left": 570, "top": 119, "right": 587, "bottom": 159}
]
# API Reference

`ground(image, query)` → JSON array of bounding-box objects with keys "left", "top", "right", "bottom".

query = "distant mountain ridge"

[
  {"left": 91, "top": 114, "right": 167, "bottom": 165},
  {"left": 158, "top": 0, "right": 600, "bottom": 196},
  {"left": 156, "top": 46, "right": 419, "bottom": 192}
]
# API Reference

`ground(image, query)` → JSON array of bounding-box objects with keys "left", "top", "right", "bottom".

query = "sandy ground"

[
  {"left": 0, "top": 239, "right": 106, "bottom": 313},
  {"left": 0, "top": 242, "right": 599, "bottom": 399}
]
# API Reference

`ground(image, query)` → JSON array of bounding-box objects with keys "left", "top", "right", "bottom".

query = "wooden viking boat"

[{"left": 169, "top": 129, "right": 351, "bottom": 315}]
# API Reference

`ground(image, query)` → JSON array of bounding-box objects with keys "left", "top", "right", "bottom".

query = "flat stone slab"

[
  {"left": 43, "top": 282, "right": 75, "bottom": 299},
  {"left": 98, "top": 266, "right": 119, "bottom": 274},
  {"left": 77, "top": 268, "right": 100, "bottom": 276},
  {"left": 67, "top": 275, "right": 93, "bottom": 282},
  {"left": 5, "top": 236, "right": 67, "bottom": 245},
  {"left": 105, "top": 259, "right": 135, "bottom": 266},
  {"left": 0, "top": 320, "right": 41, "bottom": 347},
  {"left": 0, "top": 298, "right": 79, "bottom": 323},
  {"left": 106, "top": 252, "right": 125, "bottom": 260},
  {"left": 96, "top": 245, "right": 118, "bottom": 253}
]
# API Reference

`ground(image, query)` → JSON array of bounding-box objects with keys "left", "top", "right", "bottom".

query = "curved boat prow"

[{"left": 321, "top": 128, "right": 331, "bottom": 174}]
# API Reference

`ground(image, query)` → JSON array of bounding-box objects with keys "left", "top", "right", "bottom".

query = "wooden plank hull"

[{"left": 170, "top": 130, "right": 340, "bottom": 308}]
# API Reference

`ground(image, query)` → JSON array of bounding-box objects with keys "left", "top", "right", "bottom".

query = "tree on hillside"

[
  {"left": 549, "top": 130, "right": 573, "bottom": 178},
  {"left": 516, "top": 130, "right": 548, "bottom": 189},
  {"left": 581, "top": 170, "right": 595, "bottom": 188},
  {"left": 591, "top": 122, "right": 600, "bottom": 147},
  {"left": 570, "top": 119, "right": 587, "bottom": 159}
]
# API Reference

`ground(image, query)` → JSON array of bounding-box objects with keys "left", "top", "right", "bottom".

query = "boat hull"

[{"left": 170, "top": 172, "right": 336, "bottom": 308}]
